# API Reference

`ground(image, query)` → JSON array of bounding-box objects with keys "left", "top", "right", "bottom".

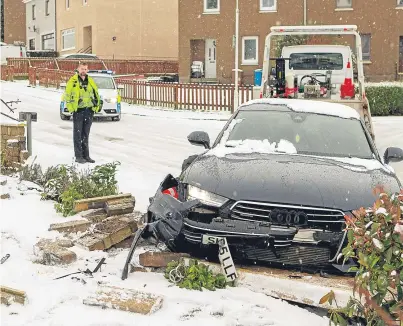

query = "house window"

[
  {"left": 83, "top": 0, "right": 88, "bottom": 5},
  {"left": 361, "top": 34, "right": 371, "bottom": 61},
  {"left": 336, "top": 0, "right": 352, "bottom": 8},
  {"left": 260, "top": 0, "right": 277, "bottom": 11},
  {"left": 204, "top": 0, "right": 219, "bottom": 13},
  {"left": 42, "top": 33, "right": 55, "bottom": 50},
  {"left": 66, "top": 0, "right": 70, "bottom": 9},
  {"left": 242, "top": 36, "right": 258, "bottom": 65},
  {"left": 46, "top": 0, "right": 50, "bottom": 16},
  {"left": 29, "top": 38, "right": 35, "bottom": 50},
  {"left": 398, "top": 0, "right": 403, "bottom": 6},
  {"left": 61, "top": 28, "right": 75, "bottom": 50},
  {"left": 32, "top": 5, "right": 36, "bottom": 20}
]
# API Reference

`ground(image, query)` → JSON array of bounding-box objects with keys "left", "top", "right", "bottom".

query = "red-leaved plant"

[{"left": 321, "top": 187, "right": 403, "bottom": 326}]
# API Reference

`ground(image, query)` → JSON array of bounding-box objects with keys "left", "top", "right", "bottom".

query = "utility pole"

[
  {"left": 233, "top": 0, "right": 240, "bottom": 112},
  {"left": 303, "top": 0, "right": 307, "bottom": 25}
]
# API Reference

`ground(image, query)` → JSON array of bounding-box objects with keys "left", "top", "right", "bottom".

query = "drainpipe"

[
  {"left": 303, "top": 0, "right": 307, "bottom": 25},
  {"left": 233, "top": 0, "right": 240, "bottom": 112},
  {"left": 54, "top": 0, "right": 57, "bottom": 54}
]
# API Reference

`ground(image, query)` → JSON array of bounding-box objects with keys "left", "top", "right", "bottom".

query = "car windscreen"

[
  {"left": 91, "top": 76, "right": 115, "bottom": 89},
  {"left": 222, "top": 108, "right": 374, "bottom": 159},
  {"left": 289, "top": 52, "right": 344, "bottom": 70}
]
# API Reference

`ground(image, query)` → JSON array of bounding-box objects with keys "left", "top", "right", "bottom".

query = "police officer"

[{"left": 65, "top": 62, "right": 100, "bottom": 163}]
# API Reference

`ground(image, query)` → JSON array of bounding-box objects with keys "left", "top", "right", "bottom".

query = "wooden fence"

[
  {"left": 21, "top": 68, "right": 255, "bottom": 112},
  {"left": 5, "top": 58, "right": 178, "bottom": 77},
  {"left": 115, "top": 79, "right": 253, "bottom": 112}
]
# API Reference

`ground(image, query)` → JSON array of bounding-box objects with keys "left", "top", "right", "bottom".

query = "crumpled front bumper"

[{"left": 147, "top": 174, "right": 352, "bottom": 272}]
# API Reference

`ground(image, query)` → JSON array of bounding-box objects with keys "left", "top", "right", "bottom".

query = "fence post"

[
  {"left": 8, "top": 65, "right": 14, "bottom": 82},
  {"left": 28, "top": 67, "right": 37, "bottom": 87}
]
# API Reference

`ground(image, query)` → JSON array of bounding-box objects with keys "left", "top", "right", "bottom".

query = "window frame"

[
  {"left": 32, "top": 4, "right": 36, "bottom": 20},
  {"left": 41, "top": 32, "right": 55, "bottom": 51},
  {"left": 260, "top": 0, "right": 277, "bottom": 12},
  {"left": 61, "top": 28, "right": 75, "bottom": 51},
  {"left": 203, "top": 0, "right": 220, "bottom": 13},
  {"left": 242, "top": 36, "right": 259, "bottom": 65},
  {"left": 28, "top": 38, "right": 36, "bottom": 51},
  {"left": 336, "top": 0, "right": 352, "bottom": 8},
  {"left": 45, "top": 0, "right": 50, "bottom": 16},
  {"left": 360, "top": 33, "right": 371, "bottom": 62}
]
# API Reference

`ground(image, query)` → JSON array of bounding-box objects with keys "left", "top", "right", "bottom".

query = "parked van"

[{"left": 1, "top": 42, "right": 27, "bottom": 65}]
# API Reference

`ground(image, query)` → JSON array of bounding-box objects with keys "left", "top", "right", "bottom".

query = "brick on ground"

[
  {"left": 73, "top": 193, "right": 133, "bottom": 213},
  {"left": 1, "top": 286, "right": 27, "bottom": 306},
  {"left": 34, "top": 239, "right": 76, "bottom": 265},
  {"left": 83, "top": 285, "right": 163, "bottom": 315},
  {"left": 139, "top": 252, "right": 191, "bottom": 268},
  {"left": 105, "top": 201, "right": 134, "bottom": 217},
  {"left": 48, "top": 220, "right": 91, "bottom": 234},
  {"left": 80, "top": 208, "right": 108, "bottom": 223}
]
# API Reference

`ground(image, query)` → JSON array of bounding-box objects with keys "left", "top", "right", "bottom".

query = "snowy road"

[{"left": 1, "top": 80, "right": 402, "bottom": 326}]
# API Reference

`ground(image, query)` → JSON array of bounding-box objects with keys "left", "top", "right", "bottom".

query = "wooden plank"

[
  {"left": 105, "top": 202, "right": 134, "bottom": 217},
  {"left": 73, "top": 193, "right": 133, "bottom": 213}
]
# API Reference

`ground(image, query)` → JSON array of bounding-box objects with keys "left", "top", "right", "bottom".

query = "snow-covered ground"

[{"left": 1, "top": 80, "right": 402, "bottom": 325}]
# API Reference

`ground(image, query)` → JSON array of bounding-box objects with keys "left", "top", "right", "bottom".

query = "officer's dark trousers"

[{"left": 73, "top": 108, "right": 94, "bottom": 159}]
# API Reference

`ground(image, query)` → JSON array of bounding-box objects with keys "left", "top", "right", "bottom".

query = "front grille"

[
  {"left": 231, "top": 201, "right": 345, "bottom": 231},
  {"left": 183, "top": 221, "right": 295, "bottom": 248},
  {"left": 239, "top": 245, "right": 331, "bottom": 267}
]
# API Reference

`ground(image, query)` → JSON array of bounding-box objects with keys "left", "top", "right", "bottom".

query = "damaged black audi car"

[{"left": 143, "top": 99, "right": 403, "bottom": 273}]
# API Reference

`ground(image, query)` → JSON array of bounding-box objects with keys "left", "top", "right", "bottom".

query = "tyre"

[
  {"left": 112, "top": 113, "right": 121, "bottom": 121},
  {"left": 60, "top": 113, "right": 70, "bottom": 120},
  {"left": 181, "top": 154, "right": 199, "bottom": 172}
]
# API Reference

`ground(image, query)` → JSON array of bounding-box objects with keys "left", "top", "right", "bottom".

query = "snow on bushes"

[
  {"left": 19, "top": 159, "right": 121, "bottom": 216},
  {"left": 321, "top": 187, "right": 403, "bottom": 325}
]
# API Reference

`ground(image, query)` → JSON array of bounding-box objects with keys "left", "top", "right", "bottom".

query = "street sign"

[{"left": 19, "top": 111, "right": 38, "bottom": 122}]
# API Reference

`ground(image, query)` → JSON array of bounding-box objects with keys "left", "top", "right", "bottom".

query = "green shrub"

[
  {"left": 366, "top": 85, "right": 403, "bottom": 116},
  {"left": 321, "top": 187, "right": 403, "bottom": 325},
  {"left": 20, "top": 160, "right": 121, "bottom": 216},
  {"left": 164, "top": 259, "right": 232, "bottom": 291}
]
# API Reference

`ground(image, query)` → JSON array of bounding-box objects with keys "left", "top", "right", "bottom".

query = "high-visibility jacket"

[{"left": 64, "top": 74, "right": 100, "bottom": 113}]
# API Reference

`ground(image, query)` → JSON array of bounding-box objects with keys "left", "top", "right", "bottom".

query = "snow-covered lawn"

[{"left": 0, "top": 80, "right": 402, "bottom": 325}]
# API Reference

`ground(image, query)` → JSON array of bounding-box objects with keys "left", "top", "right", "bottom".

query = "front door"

[{"left": 205, "top": 39, "right": 216, "bottom": 79}]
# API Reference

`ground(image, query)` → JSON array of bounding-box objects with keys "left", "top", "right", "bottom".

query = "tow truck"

[{"left": 259, "top": 25, "right": 375, "bottom": 140}]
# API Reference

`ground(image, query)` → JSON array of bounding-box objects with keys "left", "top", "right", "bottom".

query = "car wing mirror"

[
  {"left": 187, "top": 131, "right": 210, "bottom": 149},
  {"left": 384, "top": 147, "right": 403, "bottom": 165}
]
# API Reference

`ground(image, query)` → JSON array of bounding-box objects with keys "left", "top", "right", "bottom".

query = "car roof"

[
  {"left": 239, "top": 98, "right": 361, "bottom": 120},
  {"left": 88, "top": 73, "right": 113, "bottom": 77}
]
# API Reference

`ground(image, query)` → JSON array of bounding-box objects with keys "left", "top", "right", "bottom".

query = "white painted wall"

[{"left": 25, "top": 0, "right": 56, "bottom": 51}]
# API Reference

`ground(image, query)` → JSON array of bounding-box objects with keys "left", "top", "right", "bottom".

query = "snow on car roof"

[{"left": 240, "top": 98, "right": 361, "bottom": 120}]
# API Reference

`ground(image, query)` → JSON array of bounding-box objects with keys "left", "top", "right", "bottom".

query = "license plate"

[{"left": 202, "top": 235, "right": 238, "bottom": 282}]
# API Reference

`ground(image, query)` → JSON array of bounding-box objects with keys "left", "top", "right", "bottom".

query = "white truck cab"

[
  {"left": 282, "top": 44, "right": 353, "bottom": 91},
  {"left": 260, "top": 25, "right": 375, "bottom": 140}
]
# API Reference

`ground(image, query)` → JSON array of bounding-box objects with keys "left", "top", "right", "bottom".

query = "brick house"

[
  {"left": 178, "top": 0, "right": 403, "bottom": 84},
  {"left": 55, "top": 0, "right": 178, "bottom": 60},
  {"left": 1, "top": 0, "right": 26, "bottom": 44}
]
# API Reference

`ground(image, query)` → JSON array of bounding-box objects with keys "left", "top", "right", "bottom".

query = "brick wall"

[{"left": 0, "top": 124, "right": 29, "bottom": 167}]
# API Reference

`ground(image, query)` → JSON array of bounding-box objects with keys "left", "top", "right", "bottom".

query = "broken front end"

[{"left": 145, "top": 175, "right": 354, "bottom": 273}]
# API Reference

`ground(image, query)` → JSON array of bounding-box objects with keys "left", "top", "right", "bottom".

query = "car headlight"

[
  {"left": 187, "top": 185, "right": 228, "bottom": 207},
  {"left": 104, "top": 97, "right": 117, "bottom": 103}
]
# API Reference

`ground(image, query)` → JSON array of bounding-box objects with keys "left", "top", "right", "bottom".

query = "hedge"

[{"left": 365, "top": 84, "right": 403, "bottom": 116}]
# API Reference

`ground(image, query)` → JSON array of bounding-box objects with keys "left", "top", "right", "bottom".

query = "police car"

[{"left": 60, "top": 70, "right": 123, "bottom": 121}]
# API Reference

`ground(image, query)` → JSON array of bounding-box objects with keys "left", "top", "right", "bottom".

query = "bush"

[
  {"left": 164, "top": 259, "right": 232, "bottom": 291},
  {"left": 321, "top": 187, "right": 403, "bottom": 325},
  {"left": 19, "top": 159, "right": 121, "bottom": 216},
  {"left": 366, "top": 86, "right": 403, "bottom": 116}
]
